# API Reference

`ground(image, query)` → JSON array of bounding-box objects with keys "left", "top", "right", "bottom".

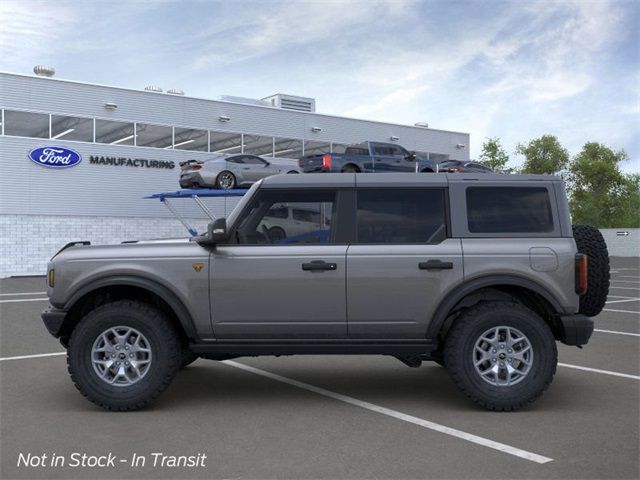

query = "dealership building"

[{"left": 0, "top": 69, "right": 470, "bottom": 277}]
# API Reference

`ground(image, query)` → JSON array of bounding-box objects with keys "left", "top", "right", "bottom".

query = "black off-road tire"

[
  {"left": 67, "top": 300, "right": 182, "bottom": 411},
  {"left": 180, "top": 348, "right": 199, "bottom": 369},
  {"left": 341, "top": 164, "right": 360, "bottom": 173},
  {"left": 572, "top": 224, "right": 610, "bottom": 317},
  {"left": 443, "top": 301, "right": 557, "bottom": 411}
]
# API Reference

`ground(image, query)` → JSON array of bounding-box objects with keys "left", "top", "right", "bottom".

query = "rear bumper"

[
  {"left": 558, "top": 314, "right": 594, "bottom": 346},
  {"left": 179, "top": 172, "right": 206, "bottom": 187},
  {"left": 41, "top": 306, "right": 68, "bottom": 338}
]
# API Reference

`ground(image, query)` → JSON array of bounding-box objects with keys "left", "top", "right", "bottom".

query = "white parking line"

[
  {"left": 594, "top": 328, "right": 640, "bottom": 337},
  {"left": 223, "top": 360, "right": 553, "bottom": 464},
  {"left": 606, "top": 298, "right": 640, "bottom": 304},
  {"left": 603, "top": 308, "right": 640, "bottom": 314},
  {"left": 0, "top": 352, "right": 65, "bottom": 362},
  {"left": 0, "top": 292, "right": 47, "bottom": 296},
  {"left": 558, "top": 363, "right": 640, "bottom": 380},
  {"left": 0, "top": 298, "right": 49, "bottom": 304}
]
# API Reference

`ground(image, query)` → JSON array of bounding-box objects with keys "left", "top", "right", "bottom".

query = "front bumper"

[
  {"left": 558, "top": 314, "right": 594, "bottom": 346},
  {"left": 41, "top": 306, "right": 68, "bottom": 338}
]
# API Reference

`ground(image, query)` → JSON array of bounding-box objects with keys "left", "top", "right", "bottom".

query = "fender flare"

[
  {"left": 63, "top": 275, "right": 198, "bottom": 339},
  {"left": 425, "top": 274, "right": 564, "bottom": 340}
]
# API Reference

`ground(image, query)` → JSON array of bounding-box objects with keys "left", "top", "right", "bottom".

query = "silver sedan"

[{"left": 179, "top": 154, "right": 300, "bottom": 189}]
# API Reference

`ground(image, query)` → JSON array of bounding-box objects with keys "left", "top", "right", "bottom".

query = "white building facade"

[{"left": 0, "top": 72, "right": 470, "bottom": 277}]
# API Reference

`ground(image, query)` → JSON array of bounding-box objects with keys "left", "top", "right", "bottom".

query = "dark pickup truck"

[{"left": 298, "top": 141, "right": 438, "bottom": 173}]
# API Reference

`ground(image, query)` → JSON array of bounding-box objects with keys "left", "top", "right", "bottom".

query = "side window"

[
  {"left": 374, "top": 145, "right": 393, "bottom": 156},
  {"left": 235, "top": 190, "right": 335, "bottom": 244},
  {"left": 356, "top": 189, "right": 447, "bottom": 243},
  {"left": 227, "top": 156, "right": 243, "bottom": 164},
  {"left": 391, "top": 145, "right": 408, "bottom": 157},
  {"left": 242, "top": 155, "right": 267, "bottom": 165},
  {"left": 466, "top": 187, "right": 554, "bottom": 233}
]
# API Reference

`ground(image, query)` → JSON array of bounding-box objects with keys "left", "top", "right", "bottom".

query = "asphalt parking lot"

[{"left": 1, "top": 257, "right": 638, "bottom": 479}]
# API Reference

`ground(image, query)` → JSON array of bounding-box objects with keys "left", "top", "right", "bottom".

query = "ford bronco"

[{"left": 41, "top": 173, "right": 609, "bottom": 411}]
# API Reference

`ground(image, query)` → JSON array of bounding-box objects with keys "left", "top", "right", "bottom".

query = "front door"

[
  {"left": 210, "top": 188, "right": 348, "bottom": 339},
  {"left": 346, "top": 188, "right": 463, "bottom": 338}
]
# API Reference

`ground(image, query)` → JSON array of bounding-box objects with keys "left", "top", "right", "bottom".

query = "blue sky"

[{"left": 1, "top": 0, "right": 638, "bottom": 172}]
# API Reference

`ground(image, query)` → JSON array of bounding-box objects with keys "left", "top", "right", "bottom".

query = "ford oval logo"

[{"left": 28, "top": 146, "right": 82, "bottom": 168}]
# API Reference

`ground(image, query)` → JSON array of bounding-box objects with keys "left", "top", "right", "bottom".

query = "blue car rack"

[{"left": 146, "top": 189, "right": 247, "bottom": 236}]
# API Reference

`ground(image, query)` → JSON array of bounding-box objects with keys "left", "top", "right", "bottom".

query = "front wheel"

[
  {"left": 67, "top": 300, "right": 182, "bottom": 411},
  {"left": 443, "top": 301, "right": 557, "bottom": 411}
]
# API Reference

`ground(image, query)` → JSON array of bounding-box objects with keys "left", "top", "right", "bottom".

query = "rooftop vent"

[
  {"left": 144, "top": 85, "right": 163, "bottom": 92},
  {"left": 167, "top": 89, "right": 185, "bottom": 96},
  {"left": 262, "top": 94, "right": 316, "bottom": 113},
  {"left": 33, "top": 65, "right": 55, "bottom": 77}
]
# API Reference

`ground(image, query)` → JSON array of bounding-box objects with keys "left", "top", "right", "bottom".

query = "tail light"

[
  {"left": 447, "top": 167, "right": 462, "bottom": 173},
  {"left": 575, "top": 254, "right": 588, "bottom": 295},
  {"left": 297, "top": 159, "right": 302, "bottom": 168},
  {"left": 322, "top": 154, "right": 332, "bottom": 170}
]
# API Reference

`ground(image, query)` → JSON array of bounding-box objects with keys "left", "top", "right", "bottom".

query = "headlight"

[{"left": 48, "top": 269, "right": 55, "bottom": 288}]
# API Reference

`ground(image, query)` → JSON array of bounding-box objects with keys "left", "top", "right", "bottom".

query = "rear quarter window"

[{"left": 466, "top": 187, "right": 554, "bottom": 233}]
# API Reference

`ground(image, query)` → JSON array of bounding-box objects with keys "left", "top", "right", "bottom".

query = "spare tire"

[{"left": 572, "top": 224, "right": 610, "bottom": 317}]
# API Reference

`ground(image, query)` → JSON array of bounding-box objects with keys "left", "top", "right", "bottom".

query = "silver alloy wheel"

[
  {"left": 91, "top": 326, "right": 152, "bottom": 387},
  {"left": 473, "top": 326, "right": 533, "bottom": 386},
  {"left": 217, "top": 172, "right": 235, "bottom": 189}
]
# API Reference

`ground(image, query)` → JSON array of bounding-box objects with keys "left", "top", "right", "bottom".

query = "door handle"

[
  {"left": 419, "top": 260, "right": 453, "bottom": 270},
  {"left": 302, "top": 260, "right": 337, "bottom": 272}
]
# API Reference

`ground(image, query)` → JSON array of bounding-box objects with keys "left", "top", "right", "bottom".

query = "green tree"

[
  {"left": 479, "top": 137, "right": 512, "bottom": 173},
  {"left": 516, "top": 135, "right": 569, "bottom": 175},
  {"left": 567, "top": 142, "right": 636, "bottom": 227}
]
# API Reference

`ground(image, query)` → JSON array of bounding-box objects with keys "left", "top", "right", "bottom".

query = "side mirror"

[{"left": 195, "top": 218, "right": 228, "bottom": 246}]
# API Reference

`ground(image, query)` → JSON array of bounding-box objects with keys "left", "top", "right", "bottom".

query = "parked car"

[
  {"left": 439, "top": 160, "right": 493, "bottom": 173},
  {"left": 262, "top": 204, "right": 332, "bottom": 243},
  {"left": 298, "top": 141, "right": 438, "bottom": 173},
  {"left": 42, "top": 173, "right": 609, "bottom": 411},
  {"left": 179, "top": 154, "right": 299, "bottom": 189}
]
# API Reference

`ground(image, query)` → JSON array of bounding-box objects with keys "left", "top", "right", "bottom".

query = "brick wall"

[{"left": 0, "top": 214, "right": 210, "bottom": 277}]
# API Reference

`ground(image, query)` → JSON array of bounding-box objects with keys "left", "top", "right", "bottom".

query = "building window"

[
  {"left": 210, "top": 131, "right": 243, "bottom": 154},
  {"left": 95, "top": 119, "right": 135, "bottom": 145},
  {"left": 136, "top": 123, "right": 173, "bottom": 148},
  {"left": 3, "top": 110, "right": 49, "bottom": 138},
  {"left": 173, "top": 127, "right": 208, "bottom": 151},
  {"left": 273, "top": 137, "right": 303, "bottom": 159},
  {"left": 466, "top": 187, "right": 554, "bottom": 233},
  {"left": 304, "top": 141, "right": 331, "bottom": 156},
  {"left": 244, "top": 134, "right": 274, "bottom": 156},
  {"left": 50, "top": 115, "right": 93, "bottom": 142},
  {"left": 356, "top": 189, "right": 447, "bottom": 243}
]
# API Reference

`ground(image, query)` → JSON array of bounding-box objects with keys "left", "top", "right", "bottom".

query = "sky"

[{"left": 1, "top": 0, "right": 638, "bottom": 172}]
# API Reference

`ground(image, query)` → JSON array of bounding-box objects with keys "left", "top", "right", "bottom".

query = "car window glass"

[
  {"left": 243, "top": 156, "right": 266, "bottom": 165},
  {"left": 235, "top": 190, "right": 335, "bottom": 244},
  {"left": 356, "top": 189, "right": 447, "bottom": 243},
  {"left": 227, "top": 156, "right": 243, "bottom": 164},
  {"left": 466, "top": 187, "right": 554, "bottom": 233}
]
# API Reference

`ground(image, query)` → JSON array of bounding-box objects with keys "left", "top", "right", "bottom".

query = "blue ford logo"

[{"left": 28, "top": 146, "right": 82, "bottom": 168}]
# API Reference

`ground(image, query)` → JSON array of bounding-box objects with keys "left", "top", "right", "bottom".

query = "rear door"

[
  {"left": 346, "top": 187, "right": 463, "bottom": 338},
  {"left": 239, "top": 155, "right": 279, "bottom": 182}
]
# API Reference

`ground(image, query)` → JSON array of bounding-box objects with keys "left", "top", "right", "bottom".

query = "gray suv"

[{"left": 41, "top": 173, "right": 609, "bottom": 411}]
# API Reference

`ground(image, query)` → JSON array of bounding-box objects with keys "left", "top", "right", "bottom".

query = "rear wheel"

[
  {"left": 341, "top": 165, "right": 359, "bottom": 173},
  {"left": 287, "top": 170, "right": 299, "bottom": 174},
  {"left": 572, "top": 224, "right": 610, "bottom": 317},
  {"left": 67, "top": 300, "right": 182, "bottom": 411},
  {"left": 216, "top": 171, "right": 236, "bottom": 190},
  {"left": 444, "top": 301, "right": 557, "bottom": 411}
]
